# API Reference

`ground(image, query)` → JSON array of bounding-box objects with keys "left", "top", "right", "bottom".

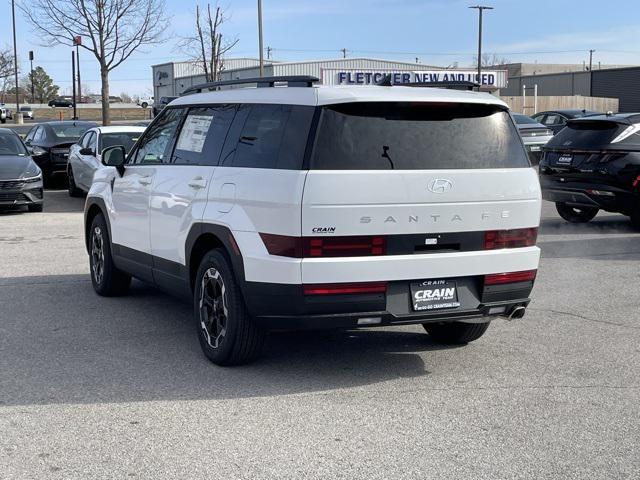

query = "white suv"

[{"left": 84, "top": 76, "right": 541, "bottom": 365}]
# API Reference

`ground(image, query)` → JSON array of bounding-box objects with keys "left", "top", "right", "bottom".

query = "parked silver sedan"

[
  {"left": 512, "top": 113, "right": 554, "bottom": 165},
  {"left": 67, "top": 126, "right": 145, "bottom": 196}
]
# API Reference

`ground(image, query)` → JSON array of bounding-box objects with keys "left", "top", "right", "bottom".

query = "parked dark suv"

[{"left": 539, "top": 113, "right": 640, "bottom": 227}]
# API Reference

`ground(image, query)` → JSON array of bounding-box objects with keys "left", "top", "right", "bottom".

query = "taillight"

[
  {"left": 303, "top": 282, "right": 388, "bottom": 295},
  {"left": 485, "top": 270, "right": 537, "bottom": 285},
  {"left": 260, "top": 233, "right": 386, "bottom": 258},
  {"left": 484, "top": 228, "right": 538, "bottom": 250}
]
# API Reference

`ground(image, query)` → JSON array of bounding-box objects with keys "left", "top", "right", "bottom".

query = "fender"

[
  {"left": 84, "top": 196, "right": 111, "bottom": 254},
  {"left": 185, "top": 223, "right": 247, "bottom": 289}
]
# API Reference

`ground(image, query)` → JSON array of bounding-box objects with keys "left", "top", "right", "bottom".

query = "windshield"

[
  {"left": 513, "top": 114, "right": 539, "bottom": 125},
  {"left": 0, "top": 132, "right": 28, "bottom": 156},
  {"left": 50, "top": 124, "right": 93, "bottom": 139},
  {"left": 100, "top": 132, "right": 142, "bottom": 153},
  {"left": 311, "top": 102, "right": 529, "bottom": 170}
]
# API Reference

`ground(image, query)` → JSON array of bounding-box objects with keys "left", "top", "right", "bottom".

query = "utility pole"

[
  {"left": 11, "top": 0, "right": 20, "bottom": 116},
  {"left": 71, "top": 51, "right": 77, "bottom": 120},
  {"left": 341, "top": 48, "right": 347, "bottom": 59},
  {"left": 469, "top": 5, "right": 493, "bottom": 90},
  {"left": 588, "top": 49, "right": 595, "bottom": 71},
  {"left": 74, "top": 36, "right": 82, "bottom": 103},
  {"left": 257, "top": 0, "right": 264, "bottom": 77},
  {"left": 266, "top": 46, "right": 272, "bottom": 60},
  {"left": 29, "top": 51, "right": 34, "bottom": 103}
]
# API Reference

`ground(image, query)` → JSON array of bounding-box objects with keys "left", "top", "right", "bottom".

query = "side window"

[
  {"left": 172, "top": 105, "right": 236, "bottom": 166},
  {"left": 221, "top": 104, "right": 314, "bottom": 169},
  {"left": 32, "top": 127, "right": 44, "bottom": 142},
  {"left": 78, "top": 132, "right": 90, "bottom": 147},
  {"left": 531, "top": 114, "right": 545, "bottom": 124},
  {"left": 545, "top": 114, "right": 564, "bottom": 126},
  {"left": 87, "top": 132, "right": 98, "bottom": 152},
  {"left": 129, "top": 108, "right": 184, "bottom": 165},
  {"left": 24, "top": 127, "right": 36, "bottom": 143}
]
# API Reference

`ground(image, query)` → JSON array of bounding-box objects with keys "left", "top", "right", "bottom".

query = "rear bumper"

[
  {"left": 243, "top": 276, "right": 534, "bottom": 330},
  {"left": 540, "top": 179, "right": 637, "bottom": 213}
]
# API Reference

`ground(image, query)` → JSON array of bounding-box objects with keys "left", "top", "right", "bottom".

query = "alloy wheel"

[
  {"left": 91, "top": 226, "right": 105, "bottom": 285},
  {"left": 199, "top": 268, "right": 228, "bottom": 349}
]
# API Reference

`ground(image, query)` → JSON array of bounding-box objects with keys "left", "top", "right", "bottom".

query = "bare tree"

[
  {"left": 471, "top": 53, "right": 511, "bottom": 68},
  {"left": 178, "top": 3, "right": 238, "bottom": 82},
  {"left": 20, "top": 0, "right": 167, "bottom": 124},
  {"left": 0, "top": 48, "right": 17, "bottom": 104}
]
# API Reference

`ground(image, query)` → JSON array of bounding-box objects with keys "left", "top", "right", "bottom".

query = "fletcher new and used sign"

[{"left": 321, "top": 69, "right": 507, "bottom": 88}]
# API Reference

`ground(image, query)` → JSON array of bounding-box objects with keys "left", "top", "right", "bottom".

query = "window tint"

[
  {"left": 311, "top": 102, "right": 529, "bottom": 170},
  {"left": 172, "top": 105, "right": 236, "bottom": 165},
  {"left": 222, "top": 104, "right": 314, "bottom": 169},
  {"left": 33, "top": 127, "right": 45, "bottom": 142},
  {"left": 130, "top": 108, "right": 184, "bottom": 164}
]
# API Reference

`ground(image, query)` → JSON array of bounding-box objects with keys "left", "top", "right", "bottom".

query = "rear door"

[{"left": 302, "top": 101, "right": 540, "bottom": 245}]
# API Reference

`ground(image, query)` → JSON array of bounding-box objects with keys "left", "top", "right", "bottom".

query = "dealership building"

[
  {"left": 152, "top": 58, "right": 640, "bottom": 112},
  {"left": 151, "top": 57, "right": 508, "bottom": 98}
]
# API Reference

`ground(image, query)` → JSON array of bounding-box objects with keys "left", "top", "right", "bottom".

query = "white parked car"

[
  {"left": 137, "top": 96, "right": 154, "bottom": 109},
  {"left": 68, "top": 126, "right": 145, "bottom": 196},
  {"left": 84, "top": 76, "right": 541, "bottom": 365}
]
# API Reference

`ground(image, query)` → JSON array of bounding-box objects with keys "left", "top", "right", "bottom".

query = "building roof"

[{"left": 172, "top": 84, "right": 506, "bottom": 108}]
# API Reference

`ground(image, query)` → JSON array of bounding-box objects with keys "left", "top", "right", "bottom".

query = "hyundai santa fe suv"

[{"left": 84, "top": 76, "right": 541, "bottom": 365}]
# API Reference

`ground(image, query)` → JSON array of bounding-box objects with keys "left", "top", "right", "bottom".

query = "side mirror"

[
  {"left": 102, "top": 145, "right": 126, "bottom": 176},
  {"left": 79, "top": 147, "right": 94, "bottom": 156}
]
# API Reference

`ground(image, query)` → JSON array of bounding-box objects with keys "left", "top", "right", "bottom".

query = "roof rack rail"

[
  {"left": 181, "top": 75, "right": 319, "bottom": 95},
  {"left": 404, "top": 81, "right": 479, "bottom": 91}
]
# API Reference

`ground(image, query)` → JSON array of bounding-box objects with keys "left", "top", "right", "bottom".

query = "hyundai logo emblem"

[{"left": 428, "top": 179, "right": 453, "bottom": 194}]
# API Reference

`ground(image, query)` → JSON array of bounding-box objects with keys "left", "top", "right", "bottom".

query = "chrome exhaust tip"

[{"left": 507, "top": 306, "right": 526, "bottom": 321}]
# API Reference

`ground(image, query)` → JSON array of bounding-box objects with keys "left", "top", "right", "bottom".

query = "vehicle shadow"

[
  {"left": 0, "top": 274, "right": 457, "bottom": 407},
  {"left": 538, "top": 234, "right": 640, "bottom": 260},
  {"left": 540, "top": 213, "right": 636, "bottom": 235},
  {"left": 42, "top": 189, "right": 85, "bottom": 213}
]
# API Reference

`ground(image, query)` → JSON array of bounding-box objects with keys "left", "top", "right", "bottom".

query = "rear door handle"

[
  {"left": 138, "top": 176, "right": 152, "bottom": 186},
  {"left": 188, "top": 176, "right": 208, "bottom": 189}
]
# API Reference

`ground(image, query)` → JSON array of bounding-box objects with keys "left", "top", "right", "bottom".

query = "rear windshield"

[
  {"left": 100, "top": 132, "right": 142, "bottom": 153},
  {"left": 546, "top": 120, "right": 637, "bottom": 149},
  {"left": 513, "top": 114, "right": 539, "bottom": 125},
  {"left": 311, "top": 102, "right": 529, "bottom": 170}
]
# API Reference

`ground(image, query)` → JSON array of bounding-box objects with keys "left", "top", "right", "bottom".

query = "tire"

[
  {"left": 193, "top": 249, "right": 266, "bottom": 366},
  {"left": 141, "top": 102, "right": 148, "bottom": 109},
  {"left": 423, "top": 321, "right": 490, "bottom": 344},
  {"left": 67, "top": 167, "right": 82, "bottom": 197},
  {"left": 555, "top": 202, "right": 598, "bottom": 223},
  {"left": 27, "top": 204, "right": 43, "bottom": 212},
  {"left": 89, "top": 213, "right": 131, "bottom": 296}
]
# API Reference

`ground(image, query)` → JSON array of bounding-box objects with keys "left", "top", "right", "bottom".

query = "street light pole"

[
  {"left": 469, "top": 5, "right": 493, "bottom": 90},
  {"left": 257, "top": 0, "right": 264, "bottom": 77},
  {"left": 29, "top": 51, "right": 34, "bottom": 103},
  {"left": 11, "top": 0, "right": 20, "bottom": 115}
]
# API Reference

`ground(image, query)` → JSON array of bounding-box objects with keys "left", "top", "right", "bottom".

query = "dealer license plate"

[
  {"left": 410, "top": 279, "right": 460, "bottom": 311},
  {"left": 557, "top": 155, "right": 573, "bottom": 165}
]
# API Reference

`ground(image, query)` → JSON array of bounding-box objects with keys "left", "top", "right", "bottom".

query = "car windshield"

[
  {"left": 0, "top": 132, "right": 28, "bottom": 156},
  {"left": 513, "top": 114, "right": 539, "bottom": 125},
  {"left": 50, "top": 124, "right": 92, "bottom": 139},
  {"left": 312, "top": 102, "right": 530, "bottom": 170},
  {"left": 100, "top": 132, "right": 142, "bottom": 153}
]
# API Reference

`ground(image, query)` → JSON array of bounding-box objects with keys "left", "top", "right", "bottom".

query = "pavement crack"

[{"left": 530, "top": 307, "right": 640, "bottom": 330}]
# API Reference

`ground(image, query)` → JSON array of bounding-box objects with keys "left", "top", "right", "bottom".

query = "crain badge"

[{"left": 427, "top": 179, "right": 453, "bottom": 194}]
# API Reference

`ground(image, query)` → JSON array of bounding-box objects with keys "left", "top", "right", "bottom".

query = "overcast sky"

[{"left": 1, "top": 0, "right": 640, "bottom": 97}]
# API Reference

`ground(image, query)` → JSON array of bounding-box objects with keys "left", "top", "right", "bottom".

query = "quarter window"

[{"left": 130, "top": 108, "right": 184, "bottom": 164}]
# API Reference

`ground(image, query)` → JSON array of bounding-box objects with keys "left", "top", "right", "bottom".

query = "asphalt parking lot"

[{"left": 1, "top": 191, "right": 639, "bottom": 479}]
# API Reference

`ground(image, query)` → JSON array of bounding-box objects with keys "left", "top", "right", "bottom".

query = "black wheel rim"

[
  {"left": 199, "top": 268, "right": 228, "bottom": 349},
  {"left": 91, "top": 226, "right": 105, "bottom": 285}
]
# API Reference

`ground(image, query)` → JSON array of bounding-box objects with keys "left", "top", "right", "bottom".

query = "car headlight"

[{"left": 22, "top": 171, "right": 42, "bottom": 183}]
